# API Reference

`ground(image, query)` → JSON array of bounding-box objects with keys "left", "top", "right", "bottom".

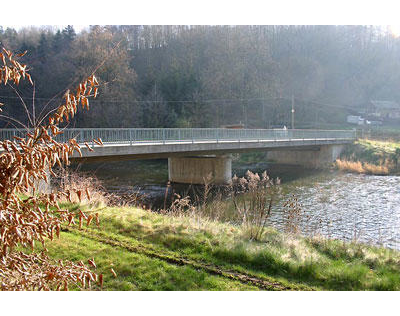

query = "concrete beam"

[
  {"left": 266, "top": 144, "right": 345, "bottom": 168},
  {"left": 70, "top": 138, "right": 353, "bottom": 162}
]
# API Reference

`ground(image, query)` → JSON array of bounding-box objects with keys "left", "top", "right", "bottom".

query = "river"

[{"left": 74, "top": 158, "right": 400, "bottom": 250}]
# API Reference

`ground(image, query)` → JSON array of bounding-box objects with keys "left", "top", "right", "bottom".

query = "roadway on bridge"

[{"left": 72, "top": 137, "right": 353, "bottom": 161}]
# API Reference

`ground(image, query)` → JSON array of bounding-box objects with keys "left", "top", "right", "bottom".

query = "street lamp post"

[{"left": 291, "top": 94, "right": 295, "bottom": 129}]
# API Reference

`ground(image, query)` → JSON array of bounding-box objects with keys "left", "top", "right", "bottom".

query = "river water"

[{"left": 75, "top": 158, "right": 400, "bottom": 250}]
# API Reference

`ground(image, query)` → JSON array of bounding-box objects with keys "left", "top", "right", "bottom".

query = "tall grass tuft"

[
  {"left": 230, "top": 171, "right": 281, "bottom": 241},
  {"left": 160, "top": 170, "right": 283, "bottom": 241},
  {"left": 335, "top": 159, "right": 389, "bottom": 175},
  {"left": 56, "top": 169, "right": 146, "bottom": 207}
]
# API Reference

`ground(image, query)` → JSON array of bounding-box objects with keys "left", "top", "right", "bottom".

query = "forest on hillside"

[{"left": 1, "top": 25, "right": 399, "bottom": 129}]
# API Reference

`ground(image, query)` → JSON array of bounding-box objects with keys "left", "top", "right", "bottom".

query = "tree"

[
  {"left": 37, "top": 32, "right": 50, "bottom": 62},
  {"left": 0, "top": 47, "right": 102, "bottom": 290},
  {"left": 70, "top": 26, "right": 137, "bottom": 127},
  {"left": 53, "top": 30, "right": 63, "bottom": 53},
  {"left": 61, "top": 25, "right": 76, "bottom": 45}
]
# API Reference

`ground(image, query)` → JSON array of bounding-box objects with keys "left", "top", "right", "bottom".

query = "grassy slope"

[
  {"left": 45, "top": 204, "right": 400, "bottom": 291},
  {"left": 341, "top": 139, "right": 400, "bottom": 165},
  {"left": 357, "top": 139, "right": 400, "bottom": 154},
  {"left": 49, "top": 231, "right": 258, "bottom": 290}
]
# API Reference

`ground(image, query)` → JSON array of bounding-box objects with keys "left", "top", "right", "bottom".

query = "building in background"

[
  {"left": 347, "top": 115, "right": 365, "bottom": 125},
  {"left": 367, "top": 100, "right": 400, "bottom": 119}
]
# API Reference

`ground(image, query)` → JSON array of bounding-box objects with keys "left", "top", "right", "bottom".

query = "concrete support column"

[
  {"left": 266, "top": 144, "right": 345, "bottom": 168},
  {"left": 168, "top": 155, "right": 232, "bottom": 184}
]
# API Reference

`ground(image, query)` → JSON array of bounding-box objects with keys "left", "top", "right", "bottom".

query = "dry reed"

[
  {"left": 335, "top": 159, "right": 389, "bottom": 175},
  {"left": 56, "top": 169, "right": 147, "bottom": 207}
]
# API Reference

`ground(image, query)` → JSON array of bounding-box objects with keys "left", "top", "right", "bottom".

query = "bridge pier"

[
  {"left": 266, "top": 144, "right": 345, "bottom": 168},
  {"left": 168, "top": 155, "right": 232, "bottom": 184}
]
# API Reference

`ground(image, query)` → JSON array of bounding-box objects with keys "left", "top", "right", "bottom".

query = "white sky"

[
  {"left": 1, "top": 25, "right": 397, "bottom": 37},
  {"left": 1, "top": 25, "right": 89, "bottom": 33}
]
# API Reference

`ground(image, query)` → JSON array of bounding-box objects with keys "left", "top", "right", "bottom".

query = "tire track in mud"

[{"left": 63, "top": 226, "right": 313, "bottom": 291}]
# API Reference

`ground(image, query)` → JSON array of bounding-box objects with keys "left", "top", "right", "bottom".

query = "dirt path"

[{"left": 64, "top": 226, "right": 313, "bottom": 291}]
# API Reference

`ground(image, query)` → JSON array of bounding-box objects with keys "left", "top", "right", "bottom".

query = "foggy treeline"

[{"left": 1, "top": 25, "right": 399, "bottom": 129}]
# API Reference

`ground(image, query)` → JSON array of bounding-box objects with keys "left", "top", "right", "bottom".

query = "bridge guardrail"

[{"left": 0, "top": 128, "right": 356, "bottom": 145}]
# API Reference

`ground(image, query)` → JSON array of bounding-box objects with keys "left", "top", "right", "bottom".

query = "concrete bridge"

[{"left": 0, "top": 128, "right": 356, "bottom": 184}]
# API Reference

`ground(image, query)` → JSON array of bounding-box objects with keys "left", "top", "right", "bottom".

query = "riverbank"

[
  {"left": 44, "top": 202, "right": 400, "bottom": 290},
  {"left": 337, "top": 138, "right": 400, "bottom": 175}
]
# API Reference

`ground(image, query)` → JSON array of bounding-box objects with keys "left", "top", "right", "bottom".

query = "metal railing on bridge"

[{"left": 0, "top": 128, "right": 356, "bottom": 145}]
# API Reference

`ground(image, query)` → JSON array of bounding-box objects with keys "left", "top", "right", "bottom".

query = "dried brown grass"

[
  {"left": 335, "top": 159, "right": 389, "bottom": 175},
  {"left": 57, "top": 169, "right": 147, "bottom": 208},
  {"left": 57, "top": 169, "right": 109, "bottom": 206}
]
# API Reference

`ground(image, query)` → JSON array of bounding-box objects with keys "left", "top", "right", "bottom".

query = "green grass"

[
  {"left": 42, "top": 202, "right": 400, "bottom": 291},
  {"left": 340, "top": 138, "right": 400, "bottom": 171},
  {"left": 357, "top": 139, "right": 400, "bottom": 153},
  {"left": 46, "top": 231, "right": 258, "bottom": 291}
]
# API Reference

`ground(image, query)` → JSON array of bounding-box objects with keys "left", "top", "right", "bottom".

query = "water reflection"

[{"left": 272, "top": 173, "right": 400, "bottom": 250}]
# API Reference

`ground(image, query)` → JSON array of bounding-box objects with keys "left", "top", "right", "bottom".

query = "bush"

[{"left": 0, "top": 47, "right": 101, "bottom": 290}]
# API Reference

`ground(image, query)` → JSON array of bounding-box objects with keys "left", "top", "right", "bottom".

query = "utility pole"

[{"left": 291, "top": 94, "right": 295, "bottom": 129}]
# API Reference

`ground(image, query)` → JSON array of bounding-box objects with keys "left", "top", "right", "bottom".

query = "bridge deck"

[
  {"left": 0, "top": 128, "right": 356, "bottom": 161},
  {"left": 73, "top": 137, "right": 353, "bottom": 161}
]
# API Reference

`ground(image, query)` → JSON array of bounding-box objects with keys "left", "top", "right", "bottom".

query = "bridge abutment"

[
  {"left": 168, "top": 155, "right": 232, "bottom": 184},
  {"left": 266, "top": 144, "right": 345, "bottom": 168}
]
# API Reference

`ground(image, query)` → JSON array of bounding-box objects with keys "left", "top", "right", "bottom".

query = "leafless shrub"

[
  {"left": 231, "top": 170, "right": 280, "bottom": 241},
  {"left": 191, "top": 173, "right": 220, "bottom": 218},
  {"left": 57, "top": 168, "right": 109, "bottom": 205},
  {"left": 56, "top": 168, "right": 147, "bottom": 207},
  {"left": 107, "top": 189, "right": 148, "bottom": 208},
  {"left": 164, "top": 193, "right": 196, "bottom": 217},
  {"left": 283, "top": 195, "right": 304, "bottom": 235}
]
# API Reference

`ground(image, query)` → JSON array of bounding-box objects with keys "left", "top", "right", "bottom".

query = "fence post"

[
  {"left": 129, "top": 129, "right": 132, "bottom": 145},
  {"left": 162, "top": 129, "right": 165, "bottom": 144},
  {"left": 91, "top": 130, "right": 94, "bottom": 148}
]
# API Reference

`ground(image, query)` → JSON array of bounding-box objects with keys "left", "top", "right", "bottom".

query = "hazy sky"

[
  {"left": 3, "top": 25, "right": 400, "bottom": 39},
  {"left": 2, "top": 25, "right": 89, "bottom": 33}
]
